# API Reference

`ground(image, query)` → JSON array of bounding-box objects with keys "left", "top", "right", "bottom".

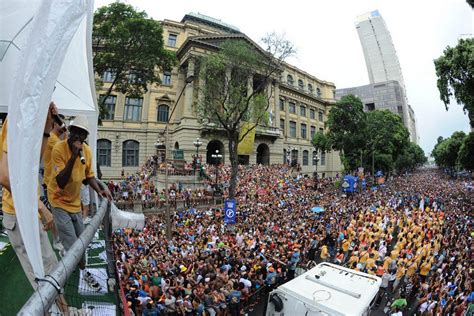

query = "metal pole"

[
  {"left": 165, "top": 127, "right": 171, "bottom": 240},
  {"left": 19, "top": 199, "right": 109, "bottom": 315}
]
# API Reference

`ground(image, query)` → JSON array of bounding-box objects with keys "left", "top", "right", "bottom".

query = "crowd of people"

[
  {"left": 108, "top": 156, "right": 216, "bottom": 210},
  {"left": 113, "top": 164, "right": 473, "bottom": 316}
]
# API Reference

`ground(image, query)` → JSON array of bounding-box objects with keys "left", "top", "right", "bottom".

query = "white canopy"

[{"left": 0, "top": 0, "right": 97, "bottom": 280}]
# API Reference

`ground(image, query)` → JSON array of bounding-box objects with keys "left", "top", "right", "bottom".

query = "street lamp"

[
  {"left": 163, "top": 74, "right": 195, "bottom": 240},
  {"left": 193, "top": 137, "right": 203, "bottom": 175},
  {"left": 211, "top": 149, "right": 222, "bottom": 193}
]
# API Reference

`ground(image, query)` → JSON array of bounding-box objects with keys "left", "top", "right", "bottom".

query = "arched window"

[
  {"left": 97, "top": 139, "right": 111, "bottom": 167},
  {"left": 298, "top": 79, "right": 304, "bottom": 89},
  {"left": 157, "top": 104, "right": 169, "bottom": 122},
  {"left": 312, "top": 151, "right": 318, "bottom": 165},
  {"left": 316, "top": 87, "right": 322, "bottom": 97},
  {"left": 303, "top": 150, "right": 309, "bottom": 166},
  {"left": 287, "top": 74, "right": 293, "bottom": 85},
  {"left": 122, "top": 140, "right": 139, "bottom": 167},
  {"left": 308, "top": 84, "right": 313, "bottom": 93},
  {"left": 283, "top": 149, "right": 287, "bottom": 164}
]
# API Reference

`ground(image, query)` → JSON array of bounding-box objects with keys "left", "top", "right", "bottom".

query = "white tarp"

[
  {"left": 111, "top": 203, "right": 146, "bottom": 231},
  {"left": 0, "top": 0, "right": 97, "bottom": 281}
]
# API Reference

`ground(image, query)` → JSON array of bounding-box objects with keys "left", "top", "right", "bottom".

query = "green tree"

[
  {"left": 93, "top": 3, "right": 176, "bottom": 121},
  {"left": 432, "top": 131, "right": 466, "bottom": 169},
  {"left": 458, "top": 132, "right": 474, "bottom": 171},
  {"left": 197, "top": 35, "right": 295, "bottom": 199},
  {"left": 365, "top": 110, "right": 410, "bottom": 173},
  {"left": 395, "top": 142, "right": 427, "bottom": 172},
  {"left": 326, "top": 95, "right": 367, "bottom": 171},
  {"left": 434, "top": 38, "right": 474, "bottom": 128}
]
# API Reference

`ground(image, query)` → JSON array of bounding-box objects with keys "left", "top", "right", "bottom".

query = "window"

[
  {"left": 287, "top": 74, "right": 293, "bottom": 85},
  {"left": 289, "top": 102, "right": 296, "bottom": 114},
  {"left": 303, "top": 150, "right": 309, "bottom": 166},
  {"left": 310, "top": 108, "right": 315, "bottom": 119},
  {"left": 311, "top": 126, "right": 316, "bottom": 138},
  {"left": 102, "top": 69, "right": 116, "bottom": 83},
  {"left": 365, "top": 103, "right": 375, "bottom": 111},
  {"left": 301, "top": 123, "right": 307, "bottom": 139},
  {"left": 163, "top": 71, "right": 171, "bottom": 85},
  {"left": 298, "top": 79, "right": 304, "bottom": 90},
  {"left": 168, "top": 34, "right": 177, "bottom": 47},
  {"left": 316, "top": 87, "right": 322, "bottom": 98},
  {"left": 312, "top": 151, "right": 317, "bottom": 165},
  {"left": 280, "top": 118, "right": 285, "bottom": 131},
  {"left": 300, "top": 105, "right": 306, "bottom": 117},
  {"left": 289, "top": 121, "right": 296, "bottom": 138},
  {"left": 124, "top": 97, "right": 143, "bottom": 121},
  {"left": 333, "top": 90, "right": 336, "bottom": 98},
  {"left": 157, "top": 104, "right": 169, "bottom": 122},
  {"left": 97, "top": 139, "right": 111, "bottom": 167},
  {"left": 279, "top": 99, "right": 285, "bottom": 111},
  {"left": 321, "top": 152, "right": 326, "bottom": 165},
  {"left": 283, "top": 149, "right": 287, "bottom": 164},
  {"left": 128, "top": 70, "right": 143, "bottom": 84},
  {"left": 291, "top": 149, "right": 298, "bottom": 164},
  {"left": 308, "top": 84, "right": 313, "bottom": 94},
  {"left": 122, "top": 140, "right": 139, "bottom": 167},
  {"left": 99, "top": 95, "right": 116, "bottom": 120},
  {"left": 318, "top": 111, "right": 324, "bottom": 122},
  {"left": 319, "top": 127, "right": 324, "bottom": 132}
]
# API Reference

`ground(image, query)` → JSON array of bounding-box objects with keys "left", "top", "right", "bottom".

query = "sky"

[{"left": 95, "top": 0, "right": 473, "bottom": 155}]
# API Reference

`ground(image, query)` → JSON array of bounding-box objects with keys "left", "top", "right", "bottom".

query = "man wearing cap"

[{"left": 49, "top": 114, "right": 112, "bottom": 271}]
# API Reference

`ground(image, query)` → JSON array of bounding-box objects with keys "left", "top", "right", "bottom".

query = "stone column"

[{"left": 182, "top": 58, "right": 195, "bottom": 118}]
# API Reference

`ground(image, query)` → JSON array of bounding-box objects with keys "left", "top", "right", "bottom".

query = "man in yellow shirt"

[
  {"left": 42, "top": 114, "right": 66, "bottom": 252},
  {"left": 0, "top": 105, "right": 57, "bottom": 290},
  {"left": 49, "top": 115, "right": 112, "bottom": 271}
]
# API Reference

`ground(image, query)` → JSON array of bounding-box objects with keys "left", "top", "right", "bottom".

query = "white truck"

[{"left": 266, "top": 263, "right": 381, "bottom": 316}]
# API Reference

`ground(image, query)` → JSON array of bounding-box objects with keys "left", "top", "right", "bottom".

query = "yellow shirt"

[
  {"left": 395, "top": 266, "right": 406, "bottom": 279},
  {"left": 420, "top": 261, "right": 431, "bottom": 276},
  {"left": 342, "top": 240, "right": 350, "bottom": 252},
  {"left": 320, "top": 246, "right": 328, "bottom": 259},
  {"left": 383, "top": 256, "right": 392, "bottom": 270},
  {"left": 406, "top": 261, "right": 418, "bottom": 277},
  {"left": 366, "top": 258, "right": 376, "bottom": 270},
  {"left": 0, "top": 121, "right": 14, "bottom": 214},
  {"left": 359, "top": 251, "right": 369, "bottom": 264},
  {"left": 48, "top": 140, "right": 94, "bottom": 212},
  {"left": 43, "top": 131, "right": 62, "bottom": 188}
]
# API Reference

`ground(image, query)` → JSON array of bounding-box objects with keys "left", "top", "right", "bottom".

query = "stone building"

[{"left": 97, "top": 13, "right": 342, "bottom": 179}]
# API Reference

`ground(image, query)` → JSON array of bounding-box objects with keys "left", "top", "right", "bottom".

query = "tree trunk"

[{"left": 228, "top": 131, "right": 239, "bottom": 200}]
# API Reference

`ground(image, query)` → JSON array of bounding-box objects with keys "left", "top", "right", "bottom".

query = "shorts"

[{"left": 80, "top": 184, "right": 90, "bottom": 205}]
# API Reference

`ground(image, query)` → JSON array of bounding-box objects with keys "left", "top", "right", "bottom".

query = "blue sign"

[
  {"left": 342, "top": 175, "right": 358, "bottom": 193},
  {"left": 224, "top": 199, "right": 236, "bottom": 224},
  {"left": 361, "top": 179, "right": 366, "bottom": 189}
]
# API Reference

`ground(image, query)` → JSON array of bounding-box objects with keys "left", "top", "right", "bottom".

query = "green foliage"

[
  {"left": 326, "top": 95, "right": 366, "bottom": 171},
  {"left": 395, "top": 142, "right": 427, "bottom": 172},
  {"left": 432, "top": 131, "right": 467, "bottom": 169},
  {"left": 326, "top": 95, "right": 415, "bottom": 173},
  {"left": 458, "top": 132, "right": 474, "bottom": 171},
  {"left": 93, "top": 3, "right": 176, "bottom": 120},
  {"left": 365, "top": 110, "right": 410, "bottom": 172},
  {"left": 434, "top": 38, "right": 474, "bottom": 127},
  {"left": 311, "top": 131, "right": 332, "bottom": 153}
]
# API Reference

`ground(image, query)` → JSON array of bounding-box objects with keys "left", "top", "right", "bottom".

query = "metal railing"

[{"left": 19, "top": 199, "right": 110, "bottom": 315}]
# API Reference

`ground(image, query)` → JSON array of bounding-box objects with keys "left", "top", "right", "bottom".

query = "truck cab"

[{"left": 266, "top": 263, "right": 381, "bottom": 316}]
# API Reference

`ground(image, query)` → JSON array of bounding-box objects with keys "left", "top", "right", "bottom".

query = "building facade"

[
  {"left": 354, "top": 10, "right": 418, "bottom": 143},
  {"left": 97, "top": 13, "right": 342, "bottom": 179}
]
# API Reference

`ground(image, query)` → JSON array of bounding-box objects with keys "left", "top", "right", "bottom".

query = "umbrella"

[{"left": 311, "top": 206, "right": 325, "bottom": 213}]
